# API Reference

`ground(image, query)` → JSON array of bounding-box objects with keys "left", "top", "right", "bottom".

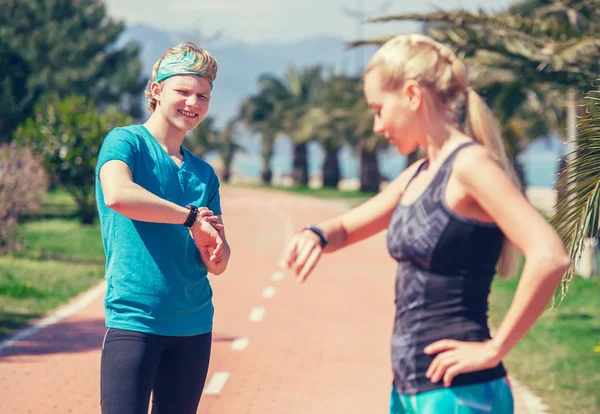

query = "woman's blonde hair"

[
  {"left": 367, "top": 34, "right": 521, "bottom": 279},
  {"left": 145, "top": 41, "right": 219, "bottom": 112}
]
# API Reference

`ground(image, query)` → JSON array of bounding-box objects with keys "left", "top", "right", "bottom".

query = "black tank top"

[{"left": 387, "top": 142, "right": 507, "bottom": 395}]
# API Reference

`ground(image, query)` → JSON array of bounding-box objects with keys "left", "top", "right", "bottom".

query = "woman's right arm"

[{"left": 283, "top": 160, "right": 424, "bottom": 282}]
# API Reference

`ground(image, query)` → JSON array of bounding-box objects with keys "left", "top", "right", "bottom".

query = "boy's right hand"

[{"left": 190, "top": 216, "right": 224, "bottom": 263}]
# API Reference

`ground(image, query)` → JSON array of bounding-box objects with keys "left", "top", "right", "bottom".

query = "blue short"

[{"left": 390, "top": 378, "right": 514, "bottom": 413}]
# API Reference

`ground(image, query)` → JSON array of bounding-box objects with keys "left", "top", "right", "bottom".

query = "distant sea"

[{"left": 211, "top": 135, "right": 565, "bottom": 189}]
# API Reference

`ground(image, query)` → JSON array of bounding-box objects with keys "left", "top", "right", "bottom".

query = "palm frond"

[
  {"left": 368, "top": 10, "right": 510, "bottom": 27},
  {"left": 550, "top": 36, "right": 600, "bottom": 69},
  {"left": 551, "top": 83, "right": 600, "bottom": 296},
  {"left": 369, "top": 10, "right": 549, "bottom": 45},
  {"left": 346, "top": 36, "right": 394, "bottom": 48},
  {"left": 464, "top": 61, "right": 518, "bottom": 88}
]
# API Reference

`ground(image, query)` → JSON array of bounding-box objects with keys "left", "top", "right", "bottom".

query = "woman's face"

[{"left": 363, "top": 67, "right": 424, "bottom": 155}]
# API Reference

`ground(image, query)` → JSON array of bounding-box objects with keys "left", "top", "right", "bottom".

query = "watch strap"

[
  {"left": 304, "top": 225, "right": 328, "bottom": 248},
  {"left": 183, "top": 205, "right": 199, "bottom": 228}
]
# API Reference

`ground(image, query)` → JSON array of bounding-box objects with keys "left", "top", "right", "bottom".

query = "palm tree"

[
  {"left": 294, "top": 73, "right": 363, "bottom": 189},
  {"left": 352, "top": 92, "right": 389, "bottom": 193},
  {"left": 280, "top": 66, "right": 323, "bottom": 187},
  {"left": 238, "top": 77, "right": 287, "bottom": 184},
  {"left": 219, "top": 120, "right": 241, "bottom": 183},
  {"left": 295, "top": 107, "right": 343, "bottom": 188},
  {"left": 187, "top": 116, "right": 219, "bottom": 157},
  {"left": 238, "top": 67, "right": 322, "bottom": 186},
  {"left": 186, "top": 117, "right": 242, "bottom": 183}
]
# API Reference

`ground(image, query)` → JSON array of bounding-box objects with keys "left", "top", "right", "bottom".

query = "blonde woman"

[
  {"left": 96, "top": 42, "right": 231, "bottom": 414},
  {"left": 282, "top": 34, "right": 569, "bottom": 413}
]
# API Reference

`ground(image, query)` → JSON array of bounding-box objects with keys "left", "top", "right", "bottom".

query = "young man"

[{"left": 95, "top": 42, "right": 231, "bottom": 414}]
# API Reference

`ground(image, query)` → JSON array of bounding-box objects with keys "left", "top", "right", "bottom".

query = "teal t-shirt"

[{"left": 95, "top": 124, "right": 221, "bottom": 336}]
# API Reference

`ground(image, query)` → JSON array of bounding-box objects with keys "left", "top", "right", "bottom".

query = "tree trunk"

[
  {"left": 261, "top": 161, "right": 272, "bottom": 185},
  {"left": 79, "top": 201, "right": 97, "bottom": 225},
  {"left": 261, "top": 134, "right": 274, "bottom": 186},
  {"left": 322, "top": 148, "right": 340, "bottom": 189},
  {"left": 69, "top": 187, "right": 96, "bottom": 225},
  {"left": 359, "top": 148, "right": 380, "bottom": 193},
  {"left": 291, "top": 142, "right": 309, "bottom": 186},
  {"left": 222, "top": 151, "right": 234, "bottom": 183},
  {"left": 223, "top": 164, "right": 232, "bottom": 183}
]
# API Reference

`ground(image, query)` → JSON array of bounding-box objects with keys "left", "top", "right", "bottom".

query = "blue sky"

[{"left": 104, "top": 0, "right": 516, "bottom": 44}]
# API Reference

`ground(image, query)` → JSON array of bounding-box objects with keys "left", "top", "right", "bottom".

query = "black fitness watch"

[
  {"left": 183, "top": 205, "right": 199, "bottom": 228},
  {"left": 304, "top": 225, "right": 328, "bottom": 248}
]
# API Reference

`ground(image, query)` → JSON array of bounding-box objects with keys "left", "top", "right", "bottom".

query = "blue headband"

[{"left": 156, "top": 51, "right": 214, "bottom": 89}]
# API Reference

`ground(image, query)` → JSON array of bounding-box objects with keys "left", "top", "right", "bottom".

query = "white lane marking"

[
  {"left": 249, "top": 307, "right": 265, "bottom": 322},
  {"left": 262, "top": 287, "right": 276, "bottom": 299},
  {"left": 204, "top": 372, "right": 230, "bottom": 395},
  {"left": 0, "top": 281, "right": 107, "bottom": 353},
  {"left": 231, "top": 337, "right": 250, "bottom": 351}
]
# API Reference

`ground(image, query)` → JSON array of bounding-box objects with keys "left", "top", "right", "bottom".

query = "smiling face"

[{"left": 151, "top": 74, "right": 212, "bottom": 132}]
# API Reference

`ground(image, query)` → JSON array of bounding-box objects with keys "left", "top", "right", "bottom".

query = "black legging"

[{"left": 100, "top": 328, "right": 212, "bottom": 414}]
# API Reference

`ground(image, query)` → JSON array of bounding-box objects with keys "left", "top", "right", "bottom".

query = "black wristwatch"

[
  {"left": 304, "top": 225, "right": 328, "bottom": 248},
  {"left": 183, "top": 205, "right": 199, "bottom": 228}
]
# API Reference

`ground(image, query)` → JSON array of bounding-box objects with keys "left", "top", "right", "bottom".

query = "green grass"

[
  {"left": 0, "top": 258, "right": 104, "bottom": 336},
  {"left": 490, "top": 276, "right": 600, "bottom": 414},
  {"left": 0, "top": 189, "right": 104, "bottom": 338},
  {"left": 14, "top": 220, "right": 104, "bottom": 263},
  {"left": 35, "top": 188, "right": 78, "bottom": 219}
]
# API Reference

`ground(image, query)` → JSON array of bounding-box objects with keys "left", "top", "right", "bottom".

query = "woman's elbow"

[
  {"left": 535, "top": 248, "right": 571, "bottom": 279},
  {"left": 554, "top": 252, "right": 571, "bottom": 275}
]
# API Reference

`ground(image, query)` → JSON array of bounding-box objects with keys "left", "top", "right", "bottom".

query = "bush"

[
  {"left": 0, "top": 144, "right": 49, "bottom": 253},
  {"left": 14, "top": 95, "right": 132, "bottom": 224}
]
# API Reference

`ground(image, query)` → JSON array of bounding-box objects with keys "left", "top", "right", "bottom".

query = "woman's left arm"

[{"left": 425, "top": 146, "right": 570, "bottom": 386}]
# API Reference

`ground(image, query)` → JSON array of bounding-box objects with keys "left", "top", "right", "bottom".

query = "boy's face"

[{"left": 153, "top": 74, "right": 212, "bottom": 132}]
